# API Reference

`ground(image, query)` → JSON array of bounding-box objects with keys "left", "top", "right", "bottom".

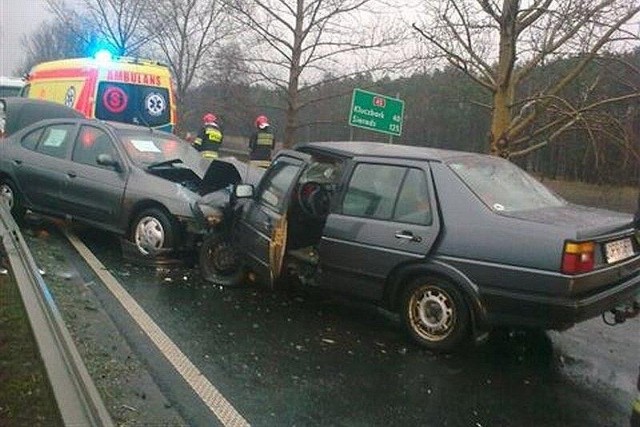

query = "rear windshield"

[
  {"left": 447, "top": 155, "right": 566, "bottom": 212},
  {"left": 96, "top": 82, "right": 170, "bottom": 128}
]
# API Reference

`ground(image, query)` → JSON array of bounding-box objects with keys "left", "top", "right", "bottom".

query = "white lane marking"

[{"left": 64, "top": 230, "right": 250, "bottom": 427}]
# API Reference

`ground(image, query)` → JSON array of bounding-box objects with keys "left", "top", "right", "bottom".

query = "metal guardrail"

[{"left": 0, "top": 205, "right": 113, "bottom": 426}]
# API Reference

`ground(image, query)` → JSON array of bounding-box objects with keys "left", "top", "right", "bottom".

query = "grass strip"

[{"left": 0, "top": 247, "right": 63, "bottom": 427}]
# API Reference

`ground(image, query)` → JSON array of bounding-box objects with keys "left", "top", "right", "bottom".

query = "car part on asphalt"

[{"left": 602, "top": 299, "right": 640, "bottom": 325}]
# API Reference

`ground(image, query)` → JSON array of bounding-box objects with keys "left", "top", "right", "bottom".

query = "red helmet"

[
  {"left": 203, "top": 113, "right": 217, "bottom": 124},
  {"left": 255, "top": 115, "right": 269, "bottom": 129}
]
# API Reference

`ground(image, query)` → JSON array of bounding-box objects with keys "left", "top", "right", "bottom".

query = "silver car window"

[
  {"left": 394, "top": 168, "right": 432, "bottom": 225},
  {"left": 72, "top": 125, "right": 118, "bottom": 169},
  {"left": 20, "top": 127, "right": 44, "bottom": 150},
  {"left": 257, "top": 160, "right": 300, "bottom": 212},
  {"left": 36, "top": 124, "right": 75, "bottom": 159},
  {"left": 343, "top": 164, "right": 405, "bottom": 219}
]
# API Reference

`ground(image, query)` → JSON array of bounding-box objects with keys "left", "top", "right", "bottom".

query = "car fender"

[
  {"left": 385, "top": 258, "right": 489, "bottom": 331},
  {"left": 121, "top": 171, "right": 199, "bottom": 228},
  {"left": 0, "top": 167, "right": 33, "bottom": 209}
]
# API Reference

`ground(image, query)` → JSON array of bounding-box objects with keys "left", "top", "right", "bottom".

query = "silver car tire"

[
  {"left": 400, "top": 276, "right": 470, "bottom": 352},
  {"left": 130, "top": 208, "right": 175, "bottom": 256},
  {"left": 0, "top": 179, "right": 25, "bottom": 221}
]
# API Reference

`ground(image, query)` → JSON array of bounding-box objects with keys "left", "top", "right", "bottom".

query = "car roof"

[
  {"left": 7, "top": 115, "right": 178, "bottom": 139},
  {"left": 0, "top": 76, "right": 24, "bottom": 87},
  {"left": 295, "top": 141, "right": 487, "bottom": 163},
  {"left": 1, "top": 97, "right": 84, "bottom": 136}
]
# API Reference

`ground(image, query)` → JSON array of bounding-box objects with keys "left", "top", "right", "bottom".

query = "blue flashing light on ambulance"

[{"left": 21, "top": 53, "right": 177, "bottom": 132}]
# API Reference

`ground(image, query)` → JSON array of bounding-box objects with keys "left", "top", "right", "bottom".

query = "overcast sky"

[{"left": 0, "top": 0, "right": 52, "bottom": 75}]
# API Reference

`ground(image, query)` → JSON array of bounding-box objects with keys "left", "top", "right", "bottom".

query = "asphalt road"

[{"left": 24, "top": 220, "right": 639, "bottom": 427}]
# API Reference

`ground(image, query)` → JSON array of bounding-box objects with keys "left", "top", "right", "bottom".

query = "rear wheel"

[
  {"left": 400, "top": 276, "right": 470, "bottom": 352},
  {"left": 0, "top": 178, "right": 25, "bottom": 222},
  {"left": 199, "top": 233, "right": 244, "bottom": 287},
  {"left": 129, "top": 208, "right": 176, "bottom": 256}
]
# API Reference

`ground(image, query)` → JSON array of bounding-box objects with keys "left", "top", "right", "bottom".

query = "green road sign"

[{"left": 349, "top": 88, "right": 404, "bottom": 136}]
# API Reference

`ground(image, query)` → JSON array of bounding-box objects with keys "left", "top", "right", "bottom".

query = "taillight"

[{"left": 562, "top": 241, "right": 595, "bottom": 274}]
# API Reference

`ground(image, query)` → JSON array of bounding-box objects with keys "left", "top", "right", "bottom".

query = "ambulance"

[{"left": 22, "top": 53, "right": 177, "bottom": 132}]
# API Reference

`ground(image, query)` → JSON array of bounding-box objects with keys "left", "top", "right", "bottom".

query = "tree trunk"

[
  {"left": 489, "top": 87, "right": 513, "bottom": 157},
  {"left": 283, "top": 0, "right": 305, "bottom": 149},
  {"left": 489, "top": 0, "right": 519, "bottom": 158}
]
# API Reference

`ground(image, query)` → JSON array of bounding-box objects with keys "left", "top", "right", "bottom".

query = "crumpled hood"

[
  {"left": 145, "top": 156, "right": 264, "bottom": 196},
  {"left": 503, "top": 204, "right": 635, "bottom": 238}
]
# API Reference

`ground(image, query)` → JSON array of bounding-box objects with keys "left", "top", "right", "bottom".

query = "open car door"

[{"left": 234, "top": 151, "right": 311, "bottom": 287}]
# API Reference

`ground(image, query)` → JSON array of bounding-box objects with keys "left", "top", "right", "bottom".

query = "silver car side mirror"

[{"left": 97, "top": 153, "right": 121, "bottom": 171}]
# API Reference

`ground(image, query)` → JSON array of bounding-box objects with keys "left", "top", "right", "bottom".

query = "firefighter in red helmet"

[
  {"left": 249, "top": 114, "right": 275, "bottom": 166},
  {"left": 194, "top": 112, "right": 223, "bottom": 159}
]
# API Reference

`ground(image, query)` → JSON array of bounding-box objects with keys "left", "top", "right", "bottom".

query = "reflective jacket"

[
  {"left": 194, "top": 124, "right": 223, "bottom": 153},
  {"left": 249, "top": 127, "right": 275, "bottom": 161}
]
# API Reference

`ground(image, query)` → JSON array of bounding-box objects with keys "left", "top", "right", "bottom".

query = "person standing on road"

[
  {"left": 194, "top": 113, "right": 223, "bottom": 159},
  {"left": 249, "top": 115, "right": 275, "bottom": 164}
]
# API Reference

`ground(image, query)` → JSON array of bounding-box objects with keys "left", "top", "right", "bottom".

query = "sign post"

[{"left": 349, "top": 89, "right": 404, "bottom": 138}]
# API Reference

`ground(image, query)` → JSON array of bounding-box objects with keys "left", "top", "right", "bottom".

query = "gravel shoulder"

[{"left": 22, "top": 222, "right": 187, "bottom": 426}]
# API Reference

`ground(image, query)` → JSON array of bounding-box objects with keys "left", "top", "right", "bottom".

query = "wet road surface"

[{"left": 26, "top": 222, "right": 640, "bottom": 426}]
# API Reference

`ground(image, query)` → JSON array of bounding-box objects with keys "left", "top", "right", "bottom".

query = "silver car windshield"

[
  {"left": 116, "top": 130, "right": 207, "bottom": 176},
  {"left": 448, "top": 155, "right": 566, "bottom": 212}
]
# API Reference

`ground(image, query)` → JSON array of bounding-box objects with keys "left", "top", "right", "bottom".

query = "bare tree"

[
  {"left": 145, "top": 0, "right": 235, "bottom": 119},
  {"left": 19, "top": 18, "right": 97, "bottom": 74},
  {"left": 413, "top": 0, "right": 640, "bottom": 158},
  {"left": 226, "top": 0, "right": 403, "bottom": 148},
  {"left": 47, "top": 0, "right": 152, "bottom": 55}
]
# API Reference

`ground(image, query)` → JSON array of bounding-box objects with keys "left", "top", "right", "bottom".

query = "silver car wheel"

[
  {"left": 408, "top": 285, "right": 455, "bottom": 342},
  {"left": 134, "top": 215, "right": 165, "bottom": 255},
  {"left": 0, "top": 183, "right": 14, "bottom": 210}
]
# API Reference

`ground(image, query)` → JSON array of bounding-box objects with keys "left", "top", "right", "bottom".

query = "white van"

[{"left": 0, "top": 76, "right": 25, "bottom": 97}]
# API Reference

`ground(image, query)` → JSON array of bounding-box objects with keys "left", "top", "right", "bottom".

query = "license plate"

[{"left": 604, "top": 238, "right": 635, "bottom": 264}]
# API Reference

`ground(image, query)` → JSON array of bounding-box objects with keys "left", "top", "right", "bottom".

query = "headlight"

[{"left": 198, "top": 204, "right": 224, "bottom": 226}]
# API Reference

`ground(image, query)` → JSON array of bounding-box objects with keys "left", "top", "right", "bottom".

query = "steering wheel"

[{"left": 297, "top": 181, "right": 330, "bottom": 218}]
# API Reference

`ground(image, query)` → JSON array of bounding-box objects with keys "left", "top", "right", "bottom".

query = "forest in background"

[
  {"left": 16, "top": 0, "right": 640, "bottom": 186},
  {"left": 187, "top": 48, "right": 640, "bottom": 186}
]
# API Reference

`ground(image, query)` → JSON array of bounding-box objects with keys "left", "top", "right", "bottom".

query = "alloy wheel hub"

[{"left": 415, "top": 288, "right": 453, "bottom": 336}]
